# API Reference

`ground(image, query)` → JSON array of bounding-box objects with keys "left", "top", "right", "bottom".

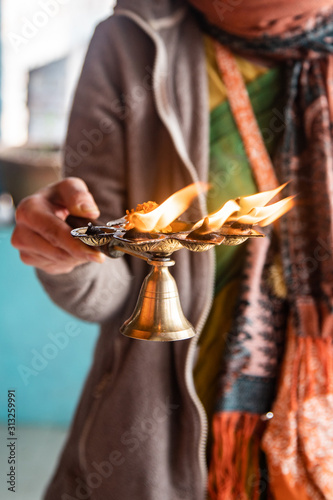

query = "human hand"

[{"left": 11, "top": 177, "right": 106, "bottom": 275}]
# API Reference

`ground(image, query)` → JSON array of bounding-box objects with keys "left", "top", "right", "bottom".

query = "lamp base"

[{"left": 120, "top": 259, "right": 196, "bottom": 342}]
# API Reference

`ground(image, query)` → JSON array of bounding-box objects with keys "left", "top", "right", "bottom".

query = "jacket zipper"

[
  {"left": 184, "top": 248, "right": 215, "bottom": 497},
  {"left": 114, "top": 7, "right": 215, "bottom": 494}
]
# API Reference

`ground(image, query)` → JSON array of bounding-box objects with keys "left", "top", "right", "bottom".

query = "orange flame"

[
  {"left": 126, "top": 182, "right": 295, "bottom": 234},
  {"left": 233, "top": 196, "right": 295, "bottom": 227},
  {"left": 193, "top": 183, "right": 295, "bottom": 234},
  {"left": 126, "top": 182, "right": 208, "bottom": 232}
]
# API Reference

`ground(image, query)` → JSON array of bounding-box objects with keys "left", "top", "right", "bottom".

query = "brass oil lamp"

[{"left": 71, "top": 183, "right": 294, "bottom": 342}]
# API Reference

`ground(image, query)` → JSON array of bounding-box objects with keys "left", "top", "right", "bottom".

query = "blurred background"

[{"left": 0, "top": 1, "right": 115, "bottom": 498}]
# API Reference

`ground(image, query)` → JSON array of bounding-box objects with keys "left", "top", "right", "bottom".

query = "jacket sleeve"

[{"left": 36, "top": 18, "right": 134, "bottom": 323}]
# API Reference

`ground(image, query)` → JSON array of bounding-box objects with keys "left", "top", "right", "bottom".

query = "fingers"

[
  {"left": 16, "top": 196, "right": 79, "bottom": 256},
  {"left": 12, "top": 220, "right": 105, "bottom": 273},
  {"left": 44, "top": 177, "right": 100, "bottom": 218},
  {"left": 12, "top": 177, "right": 106, "bottom": 274},
  {"left": 19, "top": 251, "right": 81, "bottom": 275},
  {"left": 12, "top": 223, "right": 96, "bottom": 262},
  {"left": 14, "top": 205, "right": 105, "bottom": 258}
]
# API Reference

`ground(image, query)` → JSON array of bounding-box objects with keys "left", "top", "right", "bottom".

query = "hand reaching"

[{"left": 11, "top": 177, "right": 106, "bottom": 275}]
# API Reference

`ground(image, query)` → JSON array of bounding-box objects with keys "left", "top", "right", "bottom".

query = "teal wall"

[{"left": 0, "top": 225, "right": 99, "bottom": 426}]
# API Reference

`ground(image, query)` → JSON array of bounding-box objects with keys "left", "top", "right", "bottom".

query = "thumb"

[{"left": 47, "top": 177, "right": 100, "bottom": 218}]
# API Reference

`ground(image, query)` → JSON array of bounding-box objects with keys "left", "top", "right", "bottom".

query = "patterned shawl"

[{"left": 192, "top": 2, "right": 333, "bottom": 499}]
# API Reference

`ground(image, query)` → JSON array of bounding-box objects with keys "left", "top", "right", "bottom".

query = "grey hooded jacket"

[{"left": 38, "top": 1, "right": 215, "bottom": 498}]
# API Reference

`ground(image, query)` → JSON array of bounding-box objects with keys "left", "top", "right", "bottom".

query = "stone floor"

[{"left": 0, "top": 425, "right": 68, "bottom": 500}]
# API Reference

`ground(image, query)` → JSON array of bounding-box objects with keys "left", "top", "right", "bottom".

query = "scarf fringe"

[
  {"left": 208, "top": 335, "right": 333, "bottom": 500},
  {"left": 208, "top": 412, "right": 263, "bottom": 500},
  {"left": 262, "top": 329, "right": 333, "bottom": 500},
  {"left": 295, "top": 334, "right": 333, "bottom": 402}
]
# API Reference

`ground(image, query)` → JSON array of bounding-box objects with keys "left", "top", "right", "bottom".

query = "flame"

[
  {"left": 232, "top": 195, "right": 295, "bottom": 227},
  {"left": 125, "top": 182, "right": 295, "bottom": 234},
  {"left": 191, "top": 199, "right": 240, "bottom": 234},
  {"left": 126, "top": 182, "right": 208, "bottom": 232},
  {"left": 237, "top": 183, "right": 288, "bottom": 213},
  {"left": 193, "top": 183, "right": 295, "bottom": 234}
]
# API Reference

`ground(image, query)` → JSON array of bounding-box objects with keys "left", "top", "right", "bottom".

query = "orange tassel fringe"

[
  {"left": 262, "top": 325, "right": 333, "bottom": 500},
  {"left": 208, "top": 412, "right": 264, "bottom": 500}
]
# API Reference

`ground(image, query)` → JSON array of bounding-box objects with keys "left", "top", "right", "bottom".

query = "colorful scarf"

[{"left": 192, "top": 2, "right": 333, "bottom": 499}]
